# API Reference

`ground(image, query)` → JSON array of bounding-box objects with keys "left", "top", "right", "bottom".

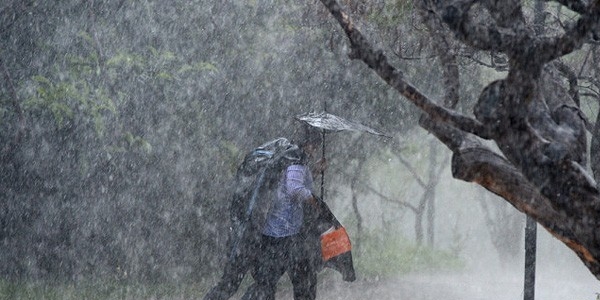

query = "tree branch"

[
  {"left": 433, "top": 0, "right": 522, "bottom": 52},
  {"left": 317, "top": 0, "right": 600, "bottom": 279},
  {"left": 392, "top": 153, "right": 427, "bottom": 189},
  {"left": 417, "top": 0, "right": 460, "bottom": 108},
  {"left": 539, "top": 0, "right": 600, "bottom": 62},
  {"left": 549, "top": 0, "right": 589, "bottom": 15},
  {"left": 451, "top": 146, "right": 600, "bottom": 274},
  {"left": 338, "top": 168, "right": 418, "bottom": 212},
  {"left": 317, "top": 0, "right": 491, "bottom": 139},
  {"left": 436, "top": 0, "right": 600, "bottom": 73},
  {"left": 420, "top": 108, "right": 600, "bottom": 274}
]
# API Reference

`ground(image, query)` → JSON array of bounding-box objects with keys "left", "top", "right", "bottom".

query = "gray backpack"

[{"left": 229, "top": 138, "right": 302, "bottom": 244}]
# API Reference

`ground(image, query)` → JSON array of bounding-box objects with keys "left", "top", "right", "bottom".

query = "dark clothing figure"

[
  {"left": 240, "top": 162, "right": 318, "bottom": 300},
  {"left": 241, "top": 234, "right": 317, "bottom": 300},
  {"left": 203, "top": 134, "right": 354, "bottom": 300},
  {"left": 202, "top": 230, "right": 260, "bottom": 300},
  {"left": 203, "top": 138, "right": 305, "bottom": 300}
]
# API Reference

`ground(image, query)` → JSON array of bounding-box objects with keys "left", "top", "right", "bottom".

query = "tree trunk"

[
  {"left": 316, "top": 0, "right": 600, "bottom": 279},
  {"left": 426, "top": 139, "right": 439, "bottom": 247},
  {"left": 351, "top": 173, "right": 364, "bottom": 253}
]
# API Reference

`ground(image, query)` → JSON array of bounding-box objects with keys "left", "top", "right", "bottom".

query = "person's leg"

[
  {"left": 203, "top": 251, "right": 251, "bottom": 300},
  {"left": 203, "top": 231, "right": 262, "bottom": 300},
  {"left": 288, "top": 234, "right": 317, "bottom": 300},
  {"left": 241, "top": 235, "right": 286, "bottom": 300}
]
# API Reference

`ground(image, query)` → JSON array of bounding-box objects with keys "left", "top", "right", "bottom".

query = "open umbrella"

[
  {"left": 295, "top": 111, "right": 390, "bottom": 198},
  {"left": 295, "top": 112, "right": 390, "bottom": 137}
]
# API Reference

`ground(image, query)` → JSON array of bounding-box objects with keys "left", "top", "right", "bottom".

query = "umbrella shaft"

[{"left": 320, "top": 130, "right": 326, "bottom": 199}]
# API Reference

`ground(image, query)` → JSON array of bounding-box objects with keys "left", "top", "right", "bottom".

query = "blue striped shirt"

[{"left": 262, "top": 164, "right": 313, "bottom": 237}]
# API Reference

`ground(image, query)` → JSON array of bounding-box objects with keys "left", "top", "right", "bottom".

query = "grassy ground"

[
  {"left": 354, "top": 234, "right": 464, "bottom": 279},
  {"left": 0, "top": 235, "right": 464, "bottom": 299}
]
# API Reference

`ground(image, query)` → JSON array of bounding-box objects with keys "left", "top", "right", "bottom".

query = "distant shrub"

[{"left": 354, "top": 233, "right": 465, "bottom": 279}]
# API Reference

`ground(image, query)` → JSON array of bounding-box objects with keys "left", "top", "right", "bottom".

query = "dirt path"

[{"left": 269, "top": 270, "right": 599, "bottom": 300}]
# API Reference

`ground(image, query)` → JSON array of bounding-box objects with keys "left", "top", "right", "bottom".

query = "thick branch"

[
  {"left": 437, "top": 0, "right": 600, "bottom": 72},
  {"left": 451, "top": 146, "right": 600, "bottom": 276},
  {"left": 434, "top": 0, "right": 522, "bottom": 52},
  {"left": 539, "top": 0, "right": 600, "bottom": 62},
  {"left": 417, "top": 1, "right": 460, "bottom": 108},
  {"left": 452, "top": 148, "right": 561, "bottom": 226},
  {"left": 318, "top": 0, "right": 490, "bottom": 138},
  {"left": 549, "top": 0, "right": 589, "bottom": 15},
  {"left": 419, "top": 112, "right": 600, "bottom": 275}
]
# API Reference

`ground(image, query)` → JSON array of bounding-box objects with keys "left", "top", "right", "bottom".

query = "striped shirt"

[{"left": 262, "top": 164, "right": 313, "bottom": 237}]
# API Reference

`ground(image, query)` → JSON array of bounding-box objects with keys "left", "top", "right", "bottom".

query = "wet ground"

[{"left": 267, "top": 269, "right": 600, "bottom": 300}]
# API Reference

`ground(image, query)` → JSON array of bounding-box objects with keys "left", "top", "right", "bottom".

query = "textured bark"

[{"left": 317, "top": 0, "right": 600, "bottom": 280}]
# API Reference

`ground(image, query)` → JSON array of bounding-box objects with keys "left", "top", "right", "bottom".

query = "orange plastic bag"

[{"left": 320, "top": 226, "right": 352, "bottom": 261}]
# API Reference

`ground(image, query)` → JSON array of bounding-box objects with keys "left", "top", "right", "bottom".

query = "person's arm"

[
  {"left": 285, "top": 165, "right": 312, "bottom": 198},
  {"left": 310, "top": 157, "right": 327, "bottom": 178}
]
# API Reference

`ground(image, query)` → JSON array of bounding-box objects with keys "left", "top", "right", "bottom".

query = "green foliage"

[
  {"left": 123, "top": 131, "right": 153, "bottom": 153},
  {"left": 106, "top": 52, "right": 146, "bottom": 70},
  {"left": 25, "top": 76, "right": 76, "bottom": 128},
  {"left": 355, "top": 233, "right": 464, "bottom": 279},
  {"left": 178, "top": 62, "right": 219, "bottom": 74},
  {"left": 25, "top": 72, "right": 116, "bottom": 135}
]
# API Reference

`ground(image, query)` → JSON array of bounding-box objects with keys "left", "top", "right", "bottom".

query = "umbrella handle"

[{"left": 321, "top": 130, "right": 326, "bottom": 200}]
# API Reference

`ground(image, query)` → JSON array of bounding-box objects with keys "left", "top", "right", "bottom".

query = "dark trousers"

[
  {"left": 203, "top": 231, "right": 260, "bottom": 300},
  {"left": 241, "top": 234, "right": 317, "bottom": 300},
  {"left": 202, "top": 256, "right": 252, "bottom": 300}
]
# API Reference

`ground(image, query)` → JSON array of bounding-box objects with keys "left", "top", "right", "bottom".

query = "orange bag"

[{"left": 320, "top": 226, "right": 352, "bottom": 261}]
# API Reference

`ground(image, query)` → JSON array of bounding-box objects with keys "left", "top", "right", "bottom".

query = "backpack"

[{"left": 229, "top": 138, "right": 302, "bottom": 238}]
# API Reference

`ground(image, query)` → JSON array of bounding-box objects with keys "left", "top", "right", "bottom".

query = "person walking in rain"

[
  {"left": 203, "top": 126, "right": 326, "bottom": 300},
  {"left": 204, "top": 112, "right": 379, "bottom": 300},
  {"left": 240, "top": 127, "right": 326, "bottom": 300}
]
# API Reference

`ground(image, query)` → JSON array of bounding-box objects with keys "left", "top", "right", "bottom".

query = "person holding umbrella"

[
  {"left": 203, "top": 125, "right": 326, "bottom": 300},
  {"left": 204, "top": 112, "right": 380, "bottom": 300},
  {"left": 240, "top": 125, "right": 326, "bottom": 300}
]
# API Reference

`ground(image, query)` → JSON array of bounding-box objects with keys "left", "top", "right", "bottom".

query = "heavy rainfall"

[{"left": 1, "top": 0, "right": 599, "bottom": 299}]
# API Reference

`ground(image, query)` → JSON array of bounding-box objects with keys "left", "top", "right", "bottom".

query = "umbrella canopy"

[{"left": 295, "top": 112, "right": 390, "bottom": 138}]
